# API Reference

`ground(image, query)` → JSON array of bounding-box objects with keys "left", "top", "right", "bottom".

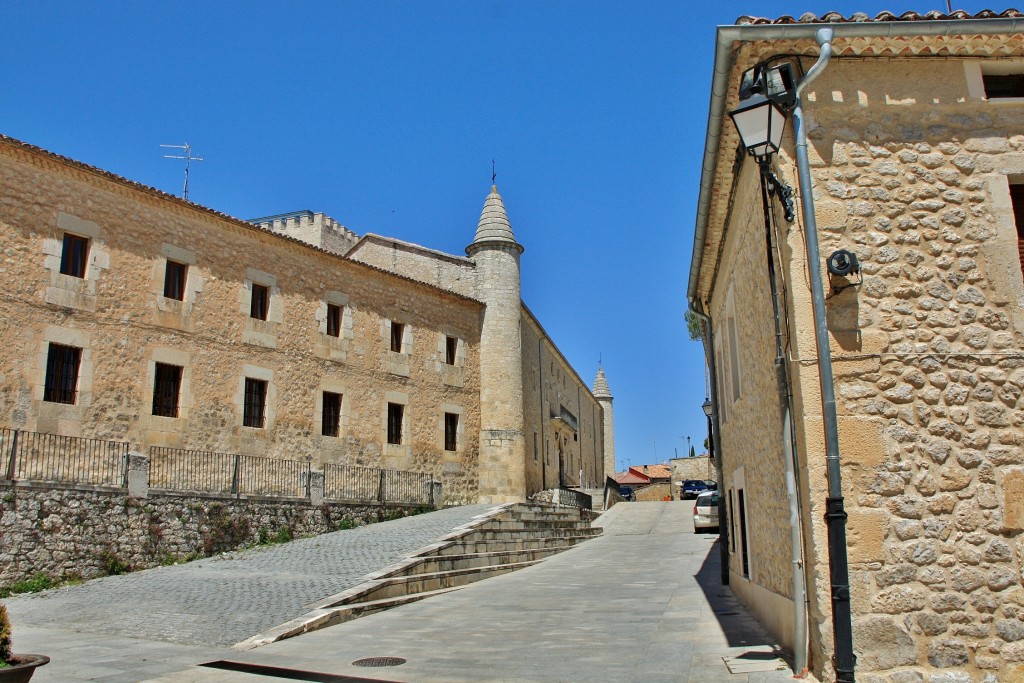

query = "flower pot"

[{"left": 0, "top": 654, "right": 49, "bottom": 683}]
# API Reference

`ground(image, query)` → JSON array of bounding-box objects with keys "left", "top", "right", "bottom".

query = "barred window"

[
  {"left": 243, "top": 378, "right": 267, "bottom": 428},
  {"left": 445, "top": 336, "right": 458, "bottom": 365},
  {"left": 387, "top": 402, "right": 404, "bottom": 444},
  {"left": 444, "top": 412, "right": 458, "bottom": 452},
  {"left": 152, "top": 363, "right": 183, "bottom": 417},
  {"left": 164, "top": 261, "right": 187, "bottom": 301},
  {"left": 326, "top": 304, "right": 342, "bottom": 337},
  {"left": 390, "top": 322, "right": 404, "bottom": 353},
  {"left": 43, "top": 343, "right": 81, "bottom": 404},
  {"left": 322, "top": 391, "right": 342, "bottom": 437},
  {"left": 59, "top": 233, "right": 89, "bottom": 278},
  {"left": 983, "top": 73, "right": 1024, "bottom": 99},
  {"left": 250, "top": 284, "right": 269, "bottom": 320},
  {"left": 1011, "top": 183, "right": 1024, "bottom": 278}
]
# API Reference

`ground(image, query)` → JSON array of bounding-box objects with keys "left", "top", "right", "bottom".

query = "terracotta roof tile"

[{"left": 736, "top": 8, "right": 1023, "bottom": 25}]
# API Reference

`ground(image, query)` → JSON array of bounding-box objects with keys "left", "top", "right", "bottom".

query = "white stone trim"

[
  {"left": 440, "top": 404, "right": 464, "bottom": 453},
  {"left": 236, "top": 365, "right": 276, "bottom": 432},
  {"left": 316, "top": 378, "right": 349, "bottom": 441},
  {"left": 143, "top": 347, "right": 194, "bottom": 422},
  {"left": 383, "top": 391, "right": 411, "bottom": 462},
  {"left": 43, "top": 212, "right": 109, "bottom": 312}
]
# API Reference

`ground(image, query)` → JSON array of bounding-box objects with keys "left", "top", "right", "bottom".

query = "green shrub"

[
  {"left": 0, "top": 601, "right": 12, "bottom": 665},
  {"left": 0, "top": 573, "right": 54, "bottom": 598},
  {"left": 100, "top": 550, "right": 130, "bottom": 576}
]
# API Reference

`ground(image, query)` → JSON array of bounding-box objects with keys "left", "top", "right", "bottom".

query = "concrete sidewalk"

[{"left": 14, "top": 501, "right": 800, "bottom": 682}]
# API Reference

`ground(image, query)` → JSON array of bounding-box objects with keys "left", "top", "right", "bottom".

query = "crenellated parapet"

[{"left": 252, "top": 210, "right": 360, "bottom": 256}]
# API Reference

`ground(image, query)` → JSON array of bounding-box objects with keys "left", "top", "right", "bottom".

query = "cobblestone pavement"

[{"left": 6, "top": 504, "right": 496, "bottom": 648}]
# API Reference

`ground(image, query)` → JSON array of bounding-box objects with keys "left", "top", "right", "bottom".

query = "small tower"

[
  {"left": 593, "top": 367, "right": 615, "bottom": 480},
  {"left": 467, "top": 186, "right": 527, "bottom": 503}
]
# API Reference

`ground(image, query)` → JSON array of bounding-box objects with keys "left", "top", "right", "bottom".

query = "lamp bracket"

[{"left": 758, "top": 158, "right": 796, "bottom": 223}]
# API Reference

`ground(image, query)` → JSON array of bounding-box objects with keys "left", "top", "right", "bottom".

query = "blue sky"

[{"left": 1, "top": 2, "right": 990, "bottom": 470}]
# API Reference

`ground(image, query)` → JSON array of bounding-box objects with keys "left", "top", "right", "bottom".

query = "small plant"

[
  {"left": 100, "top": 550, "right": 130, "bottom": 576},
  {"left": 0, "top": 601, "right": 12, "bottom": 666},
  {"left": 0, "top": 574, "right": 54, "bottom": 599},
  {"left": 335, "top": 518, "right": 356, "bottom": 531}
]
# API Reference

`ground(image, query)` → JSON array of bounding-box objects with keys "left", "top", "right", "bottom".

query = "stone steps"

[{"left": 234, "top": 501, "right": 599, "bottom": 650}]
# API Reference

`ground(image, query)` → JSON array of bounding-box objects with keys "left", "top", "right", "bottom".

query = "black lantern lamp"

[
  {"left": 728, "top": 92, "right": 788, "bottom": 159},
  {"left": 701, "top": 398, "right": 712, "bottom": 418}
]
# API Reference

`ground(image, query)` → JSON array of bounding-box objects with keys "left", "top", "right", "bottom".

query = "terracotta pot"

[{"left": 0, "top": 654, "right": 49, "bottom": 683}]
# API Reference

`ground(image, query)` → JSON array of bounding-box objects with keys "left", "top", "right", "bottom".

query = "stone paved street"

[{"left": 6, "top": 504, "right": 496, "bottom": 647}]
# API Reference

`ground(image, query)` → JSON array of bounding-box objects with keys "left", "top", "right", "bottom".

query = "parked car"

[
  {"left": 693, "top": 491, "right": 720, "bottom": 532},
  {"left": 618, "top": 486, "right": 634, "bottom": 501},
  {"left": 681, "top": 479, "right": 716, "bottom": 499}
]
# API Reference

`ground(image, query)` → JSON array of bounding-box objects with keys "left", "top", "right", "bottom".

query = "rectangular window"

[
  {"left": 737, "top": 488, "right": 750, "bottom": 578},
  {"left": 322, "top": 391, "right": 342, "bottom": 437},
  {"left": 152, "top": 363, "right": 183, "bottom": 417},
  {"left": 59, "top": 233, "right": 89, "bottom": 278},
  {"left": 390, "top": 322, "right": 404, "bottom": 353},
  {"left": 43, "top": 343, "right": 81, "bottom": 404},
  {"left": 163, "top": 261, "right": 187, "bottom": 300},
  {"left": 387, "top": 402, "right": 404, "bottom": 444},
  {"left": 1011, "top": 183, "right": 1024, "bottom": 277},
  {"left": 250, "top": 284, "right": 269, "bottom": 320},
  {"left": 533, "top": 432, "right": 538, "bottom": 462},
  {"left": 984, "top": 73, "right": 1024, "bottom": 99},
  {"left": 728, "top": 490, "right": 736, "bottom": 553},
  {"left": 444, "top": 412, "right": 458, "bottom": 452},
  {"left": 243, "top": 378, "right": 267, "bottom": 428},
  {"left": 445, "top": 336, "right": 458, "bottom": 365},
  {"left": 326, "top": 304, "right": 342, "bottom": 337},
  {"left": 727, "top": 316, "right": 741, "bottom": 402}
]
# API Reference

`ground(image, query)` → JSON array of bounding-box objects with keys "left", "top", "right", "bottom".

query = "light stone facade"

[
  {"left": 691, "top": 16, "right": 1024, "bottom": 683},
  {"left": 0, "top": 137, "right": 612, "bottom": 506}
]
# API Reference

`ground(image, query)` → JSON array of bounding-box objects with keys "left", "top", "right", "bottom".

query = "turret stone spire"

[
  {"left": 593, "top": 366, "right": 615, "bottom": 480},
  {"left": 593, "top": 367, "right": 612, "bottom": 399},
  {"left": 468, "top": 185, "right": 522, "bottom": 254}
]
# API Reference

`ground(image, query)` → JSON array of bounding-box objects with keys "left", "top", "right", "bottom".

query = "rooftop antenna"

[
  {"left": 946, "top": 0, "right": 952, "bottom": 12},
  {"left": 161, "top": 143, "right": 204, "bottom": 200},
  {"left": 491, "top": 158, "right": 496, "bottom": 186},
  {"left": 598, "top": 352, "right": 602, "bottom": 368}
]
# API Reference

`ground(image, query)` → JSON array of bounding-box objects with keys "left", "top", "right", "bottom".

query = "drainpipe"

[
  {"left": 792, "top": 28, "right": 856, "bottom": 683},
  {"left": 757, "top": 157, "right": 809, "bottom": 676},
  {"left": 686, "top": 306, "right": 728, "bottom": 586}
]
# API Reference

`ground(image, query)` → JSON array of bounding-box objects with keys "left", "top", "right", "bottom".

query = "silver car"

[{"left": 693, "top": 491, "right": 720, "bottom": 531}]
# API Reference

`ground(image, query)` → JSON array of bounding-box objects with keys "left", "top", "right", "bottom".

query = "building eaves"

[
  {"left": 0, "top": 133, "right": 482, "bottom": 306},
  {"left": 736, "top": 8, "right": 1023, "bottom": 25},
  {"left": 352, "top": 233, "right": 477, "bottom": 267}
]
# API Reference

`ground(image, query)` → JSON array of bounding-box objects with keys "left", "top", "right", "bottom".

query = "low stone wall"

[
  {"left": 0, "top": 480, "right": 427, "bottom": 587},
  {"left": 635, "top": 483, "right": 672, "bottom": 502}
]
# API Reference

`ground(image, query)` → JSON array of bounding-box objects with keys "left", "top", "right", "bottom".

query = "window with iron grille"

[
  {"left": 322, "top": 391, "right": 342, "bottom": 437},
  {"left": 59, "top": 233, "right": 89, "bottom": 278},
  {"left": 250, "top": 284, "right": 269, "bottom": 320},
  {"left": 1011, "top": 183, "right": 1024, "bottom": 278},
  {"left": 445, "top": 336, "right": 458, "bottom": 365},
  {"left": 152, "top": 363, "right": 183, "bottom": 417},
  {"left": 390, "top": 322, "right": 404, "bottom": 352},
  {"left": 326, "top": 304, "right": 342, "bottom": 337},
  {"left": 44, "top": 343, "right": 81, "bottom": 404},
  {"left": 444, "top": 412, "right": 458, "bottom": 452},
  {"left": 243, "top": 378, "right": 268, "bottom": 428},
  {"left": 164, "top": 261, "right": 187, "bottom": 300},
  {"left": 387, "top": 402, "right": 404, "bottom": 444}
]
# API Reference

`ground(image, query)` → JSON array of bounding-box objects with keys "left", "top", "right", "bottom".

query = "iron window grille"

[
  {"left": 387, "top": 402, "right": 404, "bottom": 444},
  {"left": 243, "top": 378, "right": 268, "bottom": 428},
  {"left": 326, "top": 304, "right": 341, "bottom": 337},
  {"left": 1011, "top": 184, "right": 1024, "bottom": 277},
  {"left": 983, "top": 73, "right": 1024, "bottom": 99},
  {"left": 322, "top": 391, "right": 342, "bottom": 437},
  {"left": 444, "top": 412, "right": 458, "bottom": 452},
  {"left": 59, "top": 233, "right": 89, "bottom": 278},
  {"left": 250, "top": 284, "right": 269, "bottom": 320},
  {"left": 152, "top": 363, "right": 183, "bottom": 417},
  {"left": 43, "top": 343, "right": 81, "bottom": 404},
  {"left": 390, "top": 322, "right": 404, "bottom": 353},
  {"left": 445, "top": 336, "right": 458, "bottom": 365},
  {"left": 163, "top": 261, "right": 187, "bottom": 300}
]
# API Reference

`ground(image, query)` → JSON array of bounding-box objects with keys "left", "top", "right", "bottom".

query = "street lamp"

[
  {"left": 701, "top": 398, "right": 713, "bottom": 479},
  {"left": 728, "top": 93, "right": 787, "bottom": 159}
]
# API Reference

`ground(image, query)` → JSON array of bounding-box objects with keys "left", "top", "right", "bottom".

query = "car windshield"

[{"left": 697, "top": 494, "right": 720, "bottom": 507}]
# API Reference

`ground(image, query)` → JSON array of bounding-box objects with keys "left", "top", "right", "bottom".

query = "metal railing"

[
  {"left": 1, "top": 428, "right": 128, "bottom": 486},
  {"left": 150, "top": 447, "right": 311, "bottom": 498},
  {"left": 555, "top": 487, "right": 592, "bottom": 510},
  {"left": 323, "top": 463, "right": 432, "bottom": 505}
]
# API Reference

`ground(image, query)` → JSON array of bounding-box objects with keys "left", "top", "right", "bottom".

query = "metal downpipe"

[{"left": 793, "top": 28, "right": 856, "bottom": 682}]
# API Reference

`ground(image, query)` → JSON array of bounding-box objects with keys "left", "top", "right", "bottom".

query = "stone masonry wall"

[
  {"left": 781, "top": 56, "right": 1024, "bottom": 681},
  {"left": 0, "top": 481, "right": 425, "bottom": 587},
  {"left": 0, "top": 141, "right": 483, "bottom": 504}
]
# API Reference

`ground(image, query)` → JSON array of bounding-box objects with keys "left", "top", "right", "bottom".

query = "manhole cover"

[{"left": 352, "top": 657, "right": 407, "bottom": 668}]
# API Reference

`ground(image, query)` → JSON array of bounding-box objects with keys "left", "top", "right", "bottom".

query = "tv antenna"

[{"left": 161, "top": 143, "right": 204, "bottom": 200}]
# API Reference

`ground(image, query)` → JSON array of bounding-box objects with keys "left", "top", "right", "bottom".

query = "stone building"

[
  {"left": 688, "top": 10, "right": 1024, "bottom": 683},
  {"left": 0, "top": 134, "right": 614, "bottom": 505}
]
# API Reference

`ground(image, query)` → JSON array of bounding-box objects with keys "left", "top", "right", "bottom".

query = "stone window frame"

[
  {"left": 143, "top": 348, "right": 194, "bottom": 426},
  {"left": 43, "top": 343, "right": 81, "bottom": 404},
  {"left": 731, "top": 466, "right": 751, "bottom": 580},
  {"left": 235, "top": 365, "right": 277, "bottom": 433},
  {"left": 34, "top": 326, "right": 94, "bottom": 421},
  {"left": 438, "top": 329, "right": 465, "bottom": 387},
  {"left": 152, "top": 244, "right": 202, "bottom": 324},
  {"left": 43, "top": 212, "right": 109, "bottom": 312},
  {"left": 383, "top": 319, "right": 412, "bottom": 377},
  {"left": 316, "top": 377, "right": 349, "bottom": 442},
  {"left": 240, "top": 269, "right": 283, "bottom": 348},
  {"left": 383, "top": 391, "right": 410, "bottom": 457},
  {"left": 965, "top": 59, "right": 1024, "bottom": 103},
  {"left": 991, "top": 174, "right": 1024, "bottom": 311},
  {"left": 441, "top": 404, "right": 464, "bottom": 453},
  {"left": 316, "top": 291, "right": 354, "bottom": 341}
]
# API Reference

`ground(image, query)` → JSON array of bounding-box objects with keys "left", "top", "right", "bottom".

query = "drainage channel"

[{"left": 201, "top": 660, "right": 405, "bottom": 683}]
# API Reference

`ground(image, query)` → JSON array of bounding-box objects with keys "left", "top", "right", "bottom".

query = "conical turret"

[
  {"left": 593, "top": 367, "right": 612, "bottom": 400},
  {"left": 467, "top": 186, "right": 523, "bottom": 256}
]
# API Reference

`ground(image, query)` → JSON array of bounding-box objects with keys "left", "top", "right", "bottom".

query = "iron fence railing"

[
  {"left": 149, "top": 447, "right": 311, "bottom": 498},
  {"left": 1, "top": 428, "right": 128, "bottom": 486},
  {"left": 323, "top": 463, "right": 433, "bottom": 505}
]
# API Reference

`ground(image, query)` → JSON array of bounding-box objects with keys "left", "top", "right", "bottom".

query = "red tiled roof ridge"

[{"left": 736, "top": 8, "right": 1023, "bottom": 25}]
